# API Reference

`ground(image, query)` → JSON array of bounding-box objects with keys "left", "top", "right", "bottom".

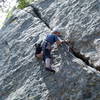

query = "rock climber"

[{"left": 35, "top": 28, "right": 69, "bottom": 72}]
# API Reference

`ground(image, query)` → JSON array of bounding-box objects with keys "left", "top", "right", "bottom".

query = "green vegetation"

[
  {"left": 6, "top": 9, "right": 13, "bottom": 19},
  {"left": 17, "top": 0, "right": 35, "bottom": 9},
  {"left": 7, "top": 0, "right": 35, "bottom": 18}
]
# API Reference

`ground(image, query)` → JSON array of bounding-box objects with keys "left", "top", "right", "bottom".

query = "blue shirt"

[{"left": 45, "top": 34, "right": 59, "bottom": 45}]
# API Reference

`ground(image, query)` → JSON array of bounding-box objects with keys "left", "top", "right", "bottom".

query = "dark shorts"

[{"left": 42, "top": 41, "right": 51, "bottom": 61}]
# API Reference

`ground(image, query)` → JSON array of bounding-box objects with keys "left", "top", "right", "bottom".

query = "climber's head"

[{"left": 52, "top": 28, "right": 61, "bottom": 35}]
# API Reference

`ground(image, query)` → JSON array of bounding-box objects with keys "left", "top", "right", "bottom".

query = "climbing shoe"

[{"left": 45, "top": 68, "right": 55, "bottom": 73}]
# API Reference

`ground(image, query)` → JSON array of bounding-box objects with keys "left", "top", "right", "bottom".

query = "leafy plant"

[
  {"left": 17, "top": 0, "right": 35, "bottom": 9},
  {"left": 17, "top": 0, "right": 29, "bottom": 9}
]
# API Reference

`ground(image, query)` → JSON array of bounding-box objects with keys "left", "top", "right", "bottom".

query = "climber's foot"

[{"left": 45, "top": 67, "right": 55, "bottom": 73}]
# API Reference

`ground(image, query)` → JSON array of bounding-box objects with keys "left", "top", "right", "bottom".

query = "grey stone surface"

[
  {"left": 33, "top": 0, "right": 100, "bottom": 69},
  {"left": 0, "top": 0, "right": 100, "bottom": 100}
]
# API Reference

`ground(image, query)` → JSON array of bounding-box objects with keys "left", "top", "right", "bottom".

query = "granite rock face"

[
  {"left": 34, "top": 0, "right": 100, "bottom": 69},
  {"left": 0, "top": 0, "right": 100, "bottom": 100}
]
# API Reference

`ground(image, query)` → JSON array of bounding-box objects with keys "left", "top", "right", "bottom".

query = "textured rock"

[
  {"left": 0, "top": 0, "right": 100, "bottom": 100},
  {"left": 33, "top": 0, "right": 100, "bottom": 69}
]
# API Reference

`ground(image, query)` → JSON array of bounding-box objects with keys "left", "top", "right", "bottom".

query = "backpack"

[{"left": 35, "top": 40, "right": 43, "bottom": 57}]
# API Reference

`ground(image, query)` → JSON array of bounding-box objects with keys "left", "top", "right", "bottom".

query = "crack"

[
  {"left": 69, "top": 44, "right": 100, "bottom": 71},
  {"left": 29, "top": 5, "right": 51, "bottom": 30}
]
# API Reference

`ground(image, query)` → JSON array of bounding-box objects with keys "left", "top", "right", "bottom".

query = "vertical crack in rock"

[{"left": 29, "top": 5, "right": 51, "bottom": 30}]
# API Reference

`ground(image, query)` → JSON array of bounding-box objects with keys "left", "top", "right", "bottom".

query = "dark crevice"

[
  {"left": 69, "top": 45, "right": 100, "bottom": 71},
  {"left": 95, "top": 67, "right": 100, "bottom": 71},
  {"left": 29, "top": 5, "right": 51, "bottom": 29}
]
